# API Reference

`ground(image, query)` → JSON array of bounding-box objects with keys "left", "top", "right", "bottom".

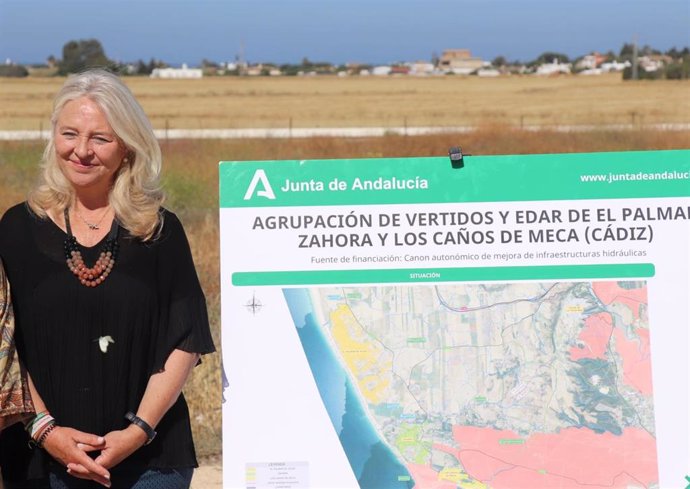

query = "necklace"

[
  {"left": 63, "top": 208, "right": 119, "bottom": 287},
  {"left": 74, "top": 205, "right": 110, "bottom": 231}
]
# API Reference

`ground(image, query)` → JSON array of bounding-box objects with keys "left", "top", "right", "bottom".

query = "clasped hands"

[{"left": 42, "top": 424, "right": 149, "bottom": 488}]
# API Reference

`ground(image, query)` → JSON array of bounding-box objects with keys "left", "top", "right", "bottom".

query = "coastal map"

[{"left": 283, "top": 281, "right": 658, "bottom": 489}]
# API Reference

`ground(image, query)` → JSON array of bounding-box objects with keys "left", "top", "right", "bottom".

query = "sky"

[{"left": 1, "top": 0, "right": 689, "bottom": 66}]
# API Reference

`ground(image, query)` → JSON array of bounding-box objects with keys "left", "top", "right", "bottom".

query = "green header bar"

[
  {"left": 232, "top": 263, "right": 655, "bottom": 286},
  {"left": 220, "top": 150, "right": 690, "bottom": 208}
]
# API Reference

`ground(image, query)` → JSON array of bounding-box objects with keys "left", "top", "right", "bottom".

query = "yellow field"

[{"left": 1, "top": 73, "right": 689, "bottom": 131}]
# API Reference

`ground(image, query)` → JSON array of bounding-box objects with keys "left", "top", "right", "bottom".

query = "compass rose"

[{"left": 244, "top": 292, "right": 263, "bottom": 315}]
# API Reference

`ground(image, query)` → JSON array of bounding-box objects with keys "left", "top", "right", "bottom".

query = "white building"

[
  {"left": 150, "top": 63, "right": 203, "bottom": 79},
  {"left": 638, "top": 56, "right": 667, "bottom": 73},
  {"left": 476, "top": 68, "right": 501, "bottom": 77},
  {"left": 599, "top": 60, "right": 630, "bottom": 72},
  {"left": 408, "top": 61, "right": 435, "bottom": 75},
  {"left": 576, "top": 54, "right": 599, "bottom": 70},
  {"left": 372, "top": 66, "right": 392, "bottom": 76},
  {"left": 535, "top": 59, "right": 572, "bottom": 76}
]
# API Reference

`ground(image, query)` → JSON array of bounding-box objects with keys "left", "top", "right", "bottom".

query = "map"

[{"left": 283, "top": 281, "right": 658, "bottom": 489}]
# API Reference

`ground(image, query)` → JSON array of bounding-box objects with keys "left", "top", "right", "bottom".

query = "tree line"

[
  {"left": 2, "top": 38, "right": 689, "bottom": 79},
  {"left": 0, "top": 39, "right": 167, "bottom": 77}
]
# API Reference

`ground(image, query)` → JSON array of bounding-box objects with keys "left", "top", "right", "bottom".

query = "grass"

[{"left": 1, "top": 74, "right": 689, "bottom": 131}]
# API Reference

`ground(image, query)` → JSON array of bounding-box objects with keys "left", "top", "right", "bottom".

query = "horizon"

[{"left": 1, "top": 0, "right": 689, "bottom": 66}]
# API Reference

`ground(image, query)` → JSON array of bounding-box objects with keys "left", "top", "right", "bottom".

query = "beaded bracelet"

[{"left": 35, "top": 423, "right": 57, "bottom": 448}]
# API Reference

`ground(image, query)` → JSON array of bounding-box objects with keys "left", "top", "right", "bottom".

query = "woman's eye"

[
  {"left": 61, "top": 131, "right": 77, "bottom": 139},
  {"left": 93, "top": 137, "right": 111, "bottom": 144}
]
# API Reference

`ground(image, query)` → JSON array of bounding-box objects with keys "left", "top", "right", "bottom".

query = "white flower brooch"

[{"left": 97, "top": 335, "right": 115, "bottom": 353}]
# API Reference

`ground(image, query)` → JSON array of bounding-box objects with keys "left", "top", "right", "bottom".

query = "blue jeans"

[{"left": 45, "top": 467, "right": 194, "bottom": 489}]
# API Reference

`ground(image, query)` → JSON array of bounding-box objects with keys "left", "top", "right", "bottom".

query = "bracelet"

[
  {"left": 24, "top": 411, "right": 49, "bottom": 434},
  {"left": 27, "top": 411, "right": 56, "bottom": 446},
  {"left": 125, "top": 411, "right": 157, "bottom": 445},
  {"left": 31, "top": 414, "right": 55, "bottom": 440},
  {"left": 36, "top": 423, "right": 57, "bottom": 448}
]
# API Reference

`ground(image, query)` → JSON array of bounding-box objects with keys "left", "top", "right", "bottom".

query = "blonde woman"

[{"left": 0, "top": 69, "right": 215, "bottom": 488}]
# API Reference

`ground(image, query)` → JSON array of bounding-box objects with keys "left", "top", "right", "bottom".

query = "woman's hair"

[{"left": 28, "top": 68, "right": 164, "bottom": 241}]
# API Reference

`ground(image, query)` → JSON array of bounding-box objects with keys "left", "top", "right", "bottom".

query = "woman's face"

[{"left": 54, "top": 96, "right": 127, "bottom": 196}]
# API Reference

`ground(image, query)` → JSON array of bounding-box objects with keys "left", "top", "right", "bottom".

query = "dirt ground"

[{"left": 191, "top": 457, "right": 222, "bottom": 489}]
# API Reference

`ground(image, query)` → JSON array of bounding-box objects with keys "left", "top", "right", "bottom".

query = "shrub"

[{"left": 0, "top": 64, "right": 29, "bottom": 77}]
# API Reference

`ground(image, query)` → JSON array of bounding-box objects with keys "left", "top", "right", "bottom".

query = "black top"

[{"left": 0, "top": 203, "right": 215, "bottom": 484}]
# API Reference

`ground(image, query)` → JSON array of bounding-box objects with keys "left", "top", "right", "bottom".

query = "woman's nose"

[{"left": 74, "top": 137, "right": 92, "bottom": 159}]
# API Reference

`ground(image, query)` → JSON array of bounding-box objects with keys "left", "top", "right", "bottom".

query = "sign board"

[{"left": 220, "top": 150, "right": 690, "bottom": 489}]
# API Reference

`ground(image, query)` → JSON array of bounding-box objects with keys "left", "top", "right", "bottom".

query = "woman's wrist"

[
  {"left": 26, "top": 410, "right": 57, "bottom": 448},
  {"left": 124, "top": 411, "right": 157, "bottom": 445},
  {"left": 36, "top": 423, "right": 58, "bottom": 448},
  {"left": 123, "top": 423, "right": 149, "bottom": 448}
]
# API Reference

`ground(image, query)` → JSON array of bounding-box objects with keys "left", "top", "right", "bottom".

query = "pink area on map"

[
  {"left": 465, "top": 464, "right": 652, "bottom": 489},
  {"left": 405, "top": 464, "right": 457, "bottom": 489},
  {"left": 448, "top": 425, "right": 658, "bottom": 488},
  {"left": 569, "top": 312, "right": 613, "bottom": 361},
  {"left": 592, "top": 282, "right": 647, "bottom": 320},
  {"left": 612, "top": 327, "right": 654, "bottom": 396}
]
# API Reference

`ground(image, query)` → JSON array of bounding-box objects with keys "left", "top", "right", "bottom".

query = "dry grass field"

[
  {"left": 1, "top": 72, "right": 689, "bottom": 466},
  {"left": 1, "top": 73, "right": 689, "bottom": 131}
]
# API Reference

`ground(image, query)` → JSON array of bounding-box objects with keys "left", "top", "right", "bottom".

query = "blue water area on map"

[{"left": 283, "top": 289, "right": 415, "bottom": 489}]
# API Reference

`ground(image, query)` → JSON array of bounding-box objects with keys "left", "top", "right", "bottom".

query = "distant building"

[
  {"left": 344, "top": 63, "right": 368, "bottom": 75},
  {"left": 408, "top": 61, "right": 435, "bottom": 75},
  {"left": 476, "top": 68, "right": 500, "bottom": 77},
  {"left": 390, "top": 65, "right": 410, "bottom": 75},
  {"left": 600, "top": 60, "right": 630, "bottom": 72},
  {"left": 535, "top": 59, "right": 572, "bottom": 76},
  {"left": 372, "top": 66, "right": 392, "bottom": 76},
  {"left": 438, "top": 49, "right": 484, "bottom": 75},
  {"left": 244, "top": 64, "right": 282, "bottom": 76},
  {"left": 150, "top": 63, "right": 202, "bottom": 79},
  {"left": 575, "top": 52, "right": 608, "bottom": 71},
  {"left": 639, "top": 55, "right": 671, "bottom": 73}
]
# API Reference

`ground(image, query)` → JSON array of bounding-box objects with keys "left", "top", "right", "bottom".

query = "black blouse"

[{"left": 0, "top": 203, "right": 215, "bottom": 484}]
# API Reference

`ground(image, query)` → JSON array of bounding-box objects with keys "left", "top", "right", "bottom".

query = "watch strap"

[{"left": 125, "top": 411, "right": 157, "bottom": 445}]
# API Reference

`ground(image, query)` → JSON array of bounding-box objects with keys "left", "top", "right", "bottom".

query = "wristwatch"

[{"left": 125, "top": 411, "right": 157, "bottom": 445}]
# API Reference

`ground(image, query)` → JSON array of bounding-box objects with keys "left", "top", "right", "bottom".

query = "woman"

[
  {"left": 0, "top": 260, "right": 34, "bottom": 489},
  {"left": 0, "top": 259, "right": 34, "bottom": 429},
  {"left": 0, "top": 69, "right": 215, "bottom": 488}
]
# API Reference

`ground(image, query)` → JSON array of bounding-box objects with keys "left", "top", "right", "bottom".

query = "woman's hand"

[
  {"left": 42, "top": 426, "right": 111, "bottom": 487},
  {"left": 66, "top": 425, "right": 147, "bottom": 483},
  {"left": 83, "top": 424, "right": 147, "bottom": 469},
  {"left": 68, "top": 349, "right": 199, "bottom": 478}
]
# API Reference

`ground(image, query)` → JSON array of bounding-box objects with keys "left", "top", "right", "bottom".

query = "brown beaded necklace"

[{"left": 63, "top": 208, "right": 119, "bottom": 287}]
